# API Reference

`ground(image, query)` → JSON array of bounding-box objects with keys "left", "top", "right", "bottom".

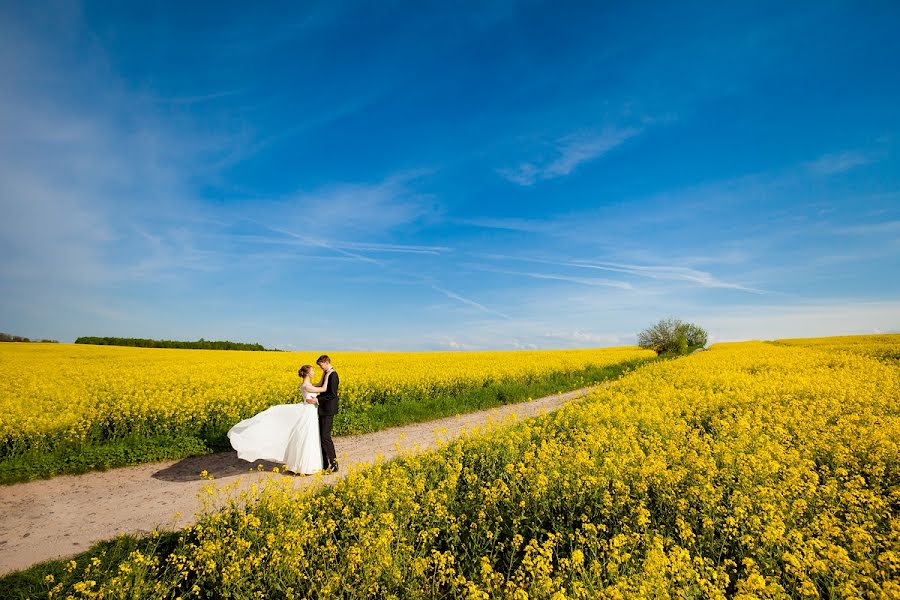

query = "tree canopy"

[
  {"left": 637, "top": 318, "right": 707, "bottom": 355},
  {"left": 74, "top": 337, "right": 271, "bottom": 351},
  {"left": 0, "top": 332, "right": 58, "bottom": 343}
]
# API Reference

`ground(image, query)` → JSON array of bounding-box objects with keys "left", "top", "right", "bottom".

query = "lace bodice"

[{"left": 301, "top": 382, "right": 318, "bottom": 402}]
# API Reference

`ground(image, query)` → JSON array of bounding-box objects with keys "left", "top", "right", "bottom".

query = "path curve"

[{"left": 0, "top": 387, "right": 595, "bottom": 575}]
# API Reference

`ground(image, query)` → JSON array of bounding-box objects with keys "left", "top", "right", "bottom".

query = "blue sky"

[{"left": 1, "top": 1, "right": 898, "bottom": 350}]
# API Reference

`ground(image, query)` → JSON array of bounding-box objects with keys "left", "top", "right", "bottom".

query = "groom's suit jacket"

[{"left": 317, "top": 369, "right": 340, "bottom": 416}]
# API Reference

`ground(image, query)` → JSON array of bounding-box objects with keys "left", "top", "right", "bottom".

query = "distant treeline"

[
  {"left": 74, "top": 336, "right": 273, "bottom": 351},
  {"left": 0, "top": 332, "right": 59, "bottom": 343}
]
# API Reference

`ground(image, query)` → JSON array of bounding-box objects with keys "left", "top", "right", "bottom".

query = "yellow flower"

[{"left": 13, "top": 334, "right": 900, "bottom": 598}]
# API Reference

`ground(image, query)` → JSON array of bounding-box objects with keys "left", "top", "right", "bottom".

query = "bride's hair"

[{"left": 298, "top": 365, "right": 313, "bottom": 378}]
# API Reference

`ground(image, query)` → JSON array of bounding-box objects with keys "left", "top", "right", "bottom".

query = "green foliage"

[
  {"left": 680, "top": 322, "right": 708, "bottom": 347},
  {"left": 638, "top": 318, "right": 708, "bottom": 355},
  {"left": 73, "top": 336, "right": 271, "bottom": 351},
  {"left": 0, "top": 531, "right": 181, "bottom": 600},
  {"left": 0, "top": 435, "right": 210, "bottom": 485},
  {"left": 0, "top": 358, "right": 653, "bottom": 485},
  {"left": 0, "top": 332, "right": 58, "bottom": 343}
]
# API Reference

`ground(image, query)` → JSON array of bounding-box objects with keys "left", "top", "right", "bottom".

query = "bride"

[{"left": 227, "top": 364, "right": 326, "bottom": 475}]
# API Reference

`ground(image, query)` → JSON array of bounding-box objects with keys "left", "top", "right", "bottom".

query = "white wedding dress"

[{"left": 227, "top": 383, "right": 323, "bottom": 474}]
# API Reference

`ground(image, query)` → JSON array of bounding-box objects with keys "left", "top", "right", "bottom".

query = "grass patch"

[
  {"left": 0, "top": 531, "right": 181, "bottom": 600},
  {"left": 0, "top": 435, "right": 210, "bottom": 485},
  {"left": 0, "top": 358, "right": 654, "bottom": 485},
  {"left": 349, "top": 358, "right": 651, "bottom": 433}
]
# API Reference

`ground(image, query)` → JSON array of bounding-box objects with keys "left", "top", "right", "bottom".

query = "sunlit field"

[
  {"left": 775, "top": 333, "right": 900, "bottom": 361},
  {"left": 10, "top": 334, "right": 898, "bottom": 598},
  {"left": 0, "top": 343, "right": 653, "bottom": 482}
]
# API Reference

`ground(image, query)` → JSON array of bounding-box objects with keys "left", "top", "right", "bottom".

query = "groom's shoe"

[{"left": 326, "top": 462, "right": 339, "bottom": 474}]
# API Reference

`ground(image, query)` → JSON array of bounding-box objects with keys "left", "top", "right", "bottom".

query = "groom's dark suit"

[{"left": 317, "top": 369, "right": 339, "bottom": 471}]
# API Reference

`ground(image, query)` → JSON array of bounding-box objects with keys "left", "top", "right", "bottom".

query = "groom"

[{"left": 315, "top": 354, "right": 339, "bottom": 473}]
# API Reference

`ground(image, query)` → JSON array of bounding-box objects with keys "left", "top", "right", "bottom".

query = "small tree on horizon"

[{"left": 638, "top": 318, "right": 708, "bottom": 355}]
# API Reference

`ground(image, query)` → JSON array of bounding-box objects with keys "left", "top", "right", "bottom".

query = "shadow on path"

[{"left": 152, "top": 452, "right": 281, "bottom": 482}]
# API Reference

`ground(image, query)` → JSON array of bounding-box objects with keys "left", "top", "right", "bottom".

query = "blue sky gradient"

[{"left": 1, "top": 1, "right": 898, "bottom": 350}]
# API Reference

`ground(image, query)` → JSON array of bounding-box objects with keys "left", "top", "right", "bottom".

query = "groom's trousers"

[{"left": 319, "top": 414, "right": 337, "bottom": 470}]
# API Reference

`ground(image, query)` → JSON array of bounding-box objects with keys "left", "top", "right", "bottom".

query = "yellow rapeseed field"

[
  {"left": 775, "top": 333, "right": 900, "bottom": 361},
  {"left": 0, "top": 343, "right": 652, "bottom": 459},
  {"left": 43, "top": 335, "right": 900, "bottom": 598}
]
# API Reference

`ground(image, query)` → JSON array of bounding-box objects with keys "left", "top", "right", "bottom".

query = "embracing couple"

[{"left": 227, "top": 355, "right": 340, "bottom": 475}]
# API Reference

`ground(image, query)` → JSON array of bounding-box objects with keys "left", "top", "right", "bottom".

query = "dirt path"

[{"left": 0, "top": 387, "right": 594, "bottom": 575}]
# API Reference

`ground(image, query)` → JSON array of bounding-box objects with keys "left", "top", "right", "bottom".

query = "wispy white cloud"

[
  {"left": 478, "top": 254, "right": 763, "bottom": 293},
  {"left": 436, "top": 337, "right": 471, "bottom": 351},
  {"left": 238, "top": 169, "right": 448, "bottom": 264},
  {"left": 335, "top": 241, "right": 452, "bottom": 255},
  {"left": 497, "top": 164, "right": 540, "bottom": 187},
  {"left": 831, "top": 219, "right": 900, "bottom": 235},
  {"left": 467, "top": 265, "right": 632, "bottom": 289},
  {"left": 431, "top": 286, "right": 512, "bottom": 320},
  {"left": 127, "top": 227, "right": 224, "bottom": 279},
  {"left": 256, "top": 171, "right": 440, "bottom": 236},
  {"left": 235, "top": 252, "right": 361, "bottom": 263},
  {"left": 271, "top": 226, "right": 382, "bottom": 265},
  {"left": 498, "top": 127, "right": 641, "bottom": 186},
  {"left": 806, "top": 151, "right": 872, "bottom": 175},
  {"left": 543, "top": 128, "right": 641, "bottom": 177},
  {"left": 572, "top": 260, "right": 766, "bottom": 293},
  {"left": 253, "top": 224, "right": 511, "bottom": 321},
  {"left": 452, "top": 217, "right": 555, "bottom": 234},
  {"left": 163, "top": 89, "right": 248, "bottom": 105},
  {"left": 0, "top": 7, "right": 247, "bottom": 289},
  {"left": 230, "top": 234, "right": 452, "bottom": 255},
  {"left": 514, "top": 271, "right": 632, "bottom": 289},
  {"left": 542, "top": 329, "right": 625, "bottom": 346}
]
